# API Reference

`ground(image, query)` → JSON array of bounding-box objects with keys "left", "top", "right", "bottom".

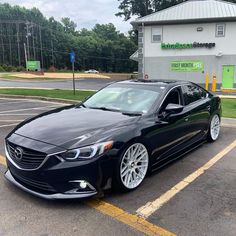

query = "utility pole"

[
  {"left": 7, "top": 23, "right": 12, "bottom": 65},
  {"left": 39, "top": 25, "right": 44, "bottom": 70},
  {"left": 26, "top": 21, "right": 30, "bottom": 60},
  {"left": 32, "top": 24, "right": 36, "bottom": 60},
  {"left": 24, "top": 43, "right": 28, "bottom": 70},
  {"left": 16, "top": 22, "right": 21, "bottom": 66},
  {"left": 0, "top": 23, "right": 4, "bottom": 64},
  {"left": 50, "top": 29, "right": 54, "bottom": 66}
]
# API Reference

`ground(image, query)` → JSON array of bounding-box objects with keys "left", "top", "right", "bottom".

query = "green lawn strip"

[
  {"left": 221, "top": 98, "right": 236, "bottom": 119},
  {"left": 0, "top": 88, "right": 95, "bottom": 101},
  {"left": 0, "top": 74, "right": 73, "bottom": 80}
]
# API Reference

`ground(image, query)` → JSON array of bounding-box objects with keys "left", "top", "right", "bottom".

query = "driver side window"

[{"left": 159, "top": 87, "right": 182, "bottom": 113}]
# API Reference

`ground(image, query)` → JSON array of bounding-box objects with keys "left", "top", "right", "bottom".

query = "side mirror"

[{"left": 165, "top": 103, "right": 184, "bottom": 114}]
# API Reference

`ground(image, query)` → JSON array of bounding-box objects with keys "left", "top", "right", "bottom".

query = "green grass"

[
  {"left": 221, "top": 98, "right": 236, "bottom": 118},
  {"left": 0, "top": 74, "right": 67, "bottom": 80},
  {"left": 0, "top": 88, "right": 95, "bottom": 101},
  {"left": 0, "top": 88, "right": 235, "bottom": 118}
]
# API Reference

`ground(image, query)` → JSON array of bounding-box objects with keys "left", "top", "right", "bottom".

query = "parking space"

[{"left": 0, "top": 98, "right": 236, "bottom": 236}]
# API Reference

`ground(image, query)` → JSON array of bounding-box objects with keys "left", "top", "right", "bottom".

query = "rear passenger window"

[{"left": 183, "top": 85, "right": 207, "bottom": 105}]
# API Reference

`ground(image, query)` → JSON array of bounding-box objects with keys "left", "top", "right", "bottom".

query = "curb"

[
  {"left": 0, "top": 87, "right": 97, "bottom": 92},
  {"left": 0, "top": 94, "right": 78, "bottom": 104},
  {"left": 219, "top": 95, "right": 236, "bottom": 99}
]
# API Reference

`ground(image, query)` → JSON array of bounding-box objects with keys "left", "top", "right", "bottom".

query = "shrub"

[
  {"left": 48, "top": 66, "right": 56, "bottom": 72},
  {"left": 0, "top": 66, "right": 5, "bottom": 72},
  {"left": 16, "top": 66, "right": 25, "bottom": 72}
]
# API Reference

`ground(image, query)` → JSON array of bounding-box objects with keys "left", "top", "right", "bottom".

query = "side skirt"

[{"left": 151, "top": 139, "right": 206, "bottom": 173}]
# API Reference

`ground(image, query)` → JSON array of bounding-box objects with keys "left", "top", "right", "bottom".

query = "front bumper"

[
  {"left": 4, "top": 134, "right": 116, "bottom": 200},
  {"left": 5, "top": 170, "right": 97, "bottom": 200}
]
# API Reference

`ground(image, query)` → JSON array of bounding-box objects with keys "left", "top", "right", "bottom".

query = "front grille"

[
  {"left": 7, "top": 141, "right": 47, "bottom": 170},
  {"left": 11, "top": 171, "right": 56, "bottom": 193}
]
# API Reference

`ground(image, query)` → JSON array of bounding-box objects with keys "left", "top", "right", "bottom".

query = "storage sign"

[
  {"left": 162, "top": 42, "right": 215, "bottom": 49},
  {"left": 171, "top": 61, "right": 204, "bottom": 72}
]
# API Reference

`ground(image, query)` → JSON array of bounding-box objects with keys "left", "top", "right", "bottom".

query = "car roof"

[{"left": 116, "top": 79, "right": 190, "bottom": 88}]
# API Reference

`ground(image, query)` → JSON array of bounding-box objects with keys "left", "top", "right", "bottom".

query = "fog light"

[
  {"left": 79, "top": 181, "right": 87, "bottom": 189},
  {"left": 67, "top": 180, "right": 96, "bottom": 194}
]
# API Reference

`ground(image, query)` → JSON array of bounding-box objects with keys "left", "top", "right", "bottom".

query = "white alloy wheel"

[
  {"left": 120, "top": 143, "right": 149, "bottom": 189},
  {"left": 210, "top": 114, "right": 220, "bottom": 141}
]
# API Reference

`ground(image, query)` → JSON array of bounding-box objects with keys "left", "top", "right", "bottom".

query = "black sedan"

[{"left": 4, "top": 80, "right": 221, "bottom": 199}]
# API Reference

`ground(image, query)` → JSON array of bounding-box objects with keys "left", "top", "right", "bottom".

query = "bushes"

[
  {"left": 0, "top": 65, "right": 25, "bottom": 72},
  {"left": 0, "top": 66, "right": 5, "bottom": 72},
  {"left": 16, "top": 66, "right": 25, "bottom": 72}
]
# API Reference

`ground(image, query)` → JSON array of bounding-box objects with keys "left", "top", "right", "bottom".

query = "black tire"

[
  {"left": 113, "top": 142, "right": 149, "bottom": 192},
  {"left": 207, "top": 114, "right": 221, "bottom": 142}
]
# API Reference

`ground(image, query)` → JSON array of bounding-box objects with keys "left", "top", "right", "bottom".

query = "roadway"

[{"left": 0, "top": 78, "right": 118, "bottom": 91}]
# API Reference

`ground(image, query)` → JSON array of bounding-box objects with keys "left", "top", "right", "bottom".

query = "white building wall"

[{"left": 144, "top": 22, "right": 236, "bottom": 57}]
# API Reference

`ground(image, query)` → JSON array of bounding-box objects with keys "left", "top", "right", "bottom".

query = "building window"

[
  {"left": 151, "top": 27, "right": 162, "bottom": 43},
  {"left": 216, "top": 24, "right": 225, "bottom": 37}
]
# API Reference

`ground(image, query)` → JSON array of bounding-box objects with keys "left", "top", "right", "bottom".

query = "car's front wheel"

[
  {"left": 114, "top": 143, "right": 149, "bottom": 191},
  {"left": 207, "top": 114, "right": 221, "bottom": 142}
]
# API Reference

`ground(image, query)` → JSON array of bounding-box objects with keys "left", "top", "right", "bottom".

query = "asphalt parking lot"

[{"left": 0, "top": 97, "right": 236, "bottom": 236}]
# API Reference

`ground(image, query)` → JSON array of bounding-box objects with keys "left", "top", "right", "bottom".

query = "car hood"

[{"left": 13, "top": 106, "right": 138, "bottom": 149}]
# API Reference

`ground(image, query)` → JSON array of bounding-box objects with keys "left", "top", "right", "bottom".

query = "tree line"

[{"left": 0, "top": 3, "right": 138, "bottom": 73}]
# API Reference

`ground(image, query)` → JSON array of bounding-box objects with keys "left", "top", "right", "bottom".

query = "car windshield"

[{"left": 83, "top": 83, "right": 165, "bottom": 114}]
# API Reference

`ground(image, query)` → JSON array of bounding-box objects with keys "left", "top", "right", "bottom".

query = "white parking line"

[
  {"left": 0, "top": 114, "right": 37, "bottom": 116},
  {"left": 0, "top": 97, "right": 64, "bottom": 105},
  {"left": 0, "top": 105, "right": 59, "bottom": 114},
  {"left": 0, "top": 101, "right": 32, "bottom": 105},
  {"left": 0, "top": 123, "right": 18, "bottom": 128},
  {"left": 136, "top": 139, "right": 236, "bottom": 219},
  {"left": 0, "top": 120, "right": 23, "bottom": 122}
]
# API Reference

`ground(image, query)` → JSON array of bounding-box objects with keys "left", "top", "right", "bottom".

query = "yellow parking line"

[
  {"left": 87, "top": 199, "right": 175, "bottom": 236},
  {"left": 0, "top": 154, "right": 175, "bottom": 236},
  {"left": 0, "top": 154, "right": 6, "bottom": 166},
  {"left": 136, "top": 139, "right": 236, "bottom": 219}
]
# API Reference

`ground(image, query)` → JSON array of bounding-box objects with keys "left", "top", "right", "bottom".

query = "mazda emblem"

[{"left": 14, "top": 147, "right": 23, "bottom": 161}]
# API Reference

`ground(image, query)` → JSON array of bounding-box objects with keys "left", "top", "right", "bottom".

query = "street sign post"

[{"left": 69, "top": 52, "right": 76, "bottom": 95}]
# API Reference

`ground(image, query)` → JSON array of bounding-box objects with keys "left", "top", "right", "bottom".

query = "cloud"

[{"left": 2, "top": 0, "right": 132, "bottom": 32}]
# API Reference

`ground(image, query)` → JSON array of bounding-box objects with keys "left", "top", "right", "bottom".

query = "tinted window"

[{"left": 183, "top": 85, "right": 207, "bottom": 105}]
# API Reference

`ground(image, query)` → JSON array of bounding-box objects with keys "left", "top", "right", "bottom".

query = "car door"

[
  {"left": 181, "top": 84, "right": 211, "bottom": 143},
  {"left": 147, "top": 86, "right": 193, "bottom": 167}
]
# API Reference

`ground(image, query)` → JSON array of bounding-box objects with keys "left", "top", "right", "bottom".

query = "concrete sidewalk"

[{"left": 219, "top": 95, "right": 236, "bottom": 99}]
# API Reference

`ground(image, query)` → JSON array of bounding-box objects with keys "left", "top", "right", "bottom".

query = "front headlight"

[{"left": 60, "top": 141, "right": 113, "bottom": 161}]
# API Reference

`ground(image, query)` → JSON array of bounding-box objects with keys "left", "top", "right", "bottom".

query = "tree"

[
  {"left": 61, "top": 17, "right": 77, "bottom": 34},
  {"left": 0, "top": 3, "right": 137, "bottom": 72},
  {"left": 116, "top": 0, "right": 153, "bottom": 21},
  {"left": 116, "top": 0, "right": 186, "bottom": 21}
]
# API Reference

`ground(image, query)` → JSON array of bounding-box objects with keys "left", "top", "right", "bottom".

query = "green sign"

[
  {"left": 161, "top": 42, "right": 215, "bottom": 49},
  {"left": 26, "top": 61, "right": 41, "bottom": 71},
  {"left": 171, "top": 61, "right": 204, "bottom": 72}
]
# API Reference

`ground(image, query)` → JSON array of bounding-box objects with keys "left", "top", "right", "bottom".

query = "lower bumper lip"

[{"left": 5, "top": 170, "right": 97, "bottom": 200}]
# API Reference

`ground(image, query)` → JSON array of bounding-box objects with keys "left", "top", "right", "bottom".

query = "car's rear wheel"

[
  {"left": 114, "top": 143, "right": 149, "bottom": 191},
  {"left": 207, "top": 114, "right": 221, "bottom": 142}
]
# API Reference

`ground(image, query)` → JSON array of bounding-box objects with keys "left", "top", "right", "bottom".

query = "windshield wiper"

[
  {"left": 122, "top": 112, "right": 143, "bottom": 116},
  {"left": 76, "top": 103, "right": 87, "bottom": 108},
  {"left": 88, "top": 106, "right": 121, "bottom": 112}
]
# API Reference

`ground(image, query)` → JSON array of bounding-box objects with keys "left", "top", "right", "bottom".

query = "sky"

[{"left": 2, "top": 0, "right": 133, "bottom": 33}]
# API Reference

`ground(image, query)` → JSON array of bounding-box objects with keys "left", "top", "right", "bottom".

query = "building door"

[{"left": 222, "top": 65, "right": 235, "bottom": 88}]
